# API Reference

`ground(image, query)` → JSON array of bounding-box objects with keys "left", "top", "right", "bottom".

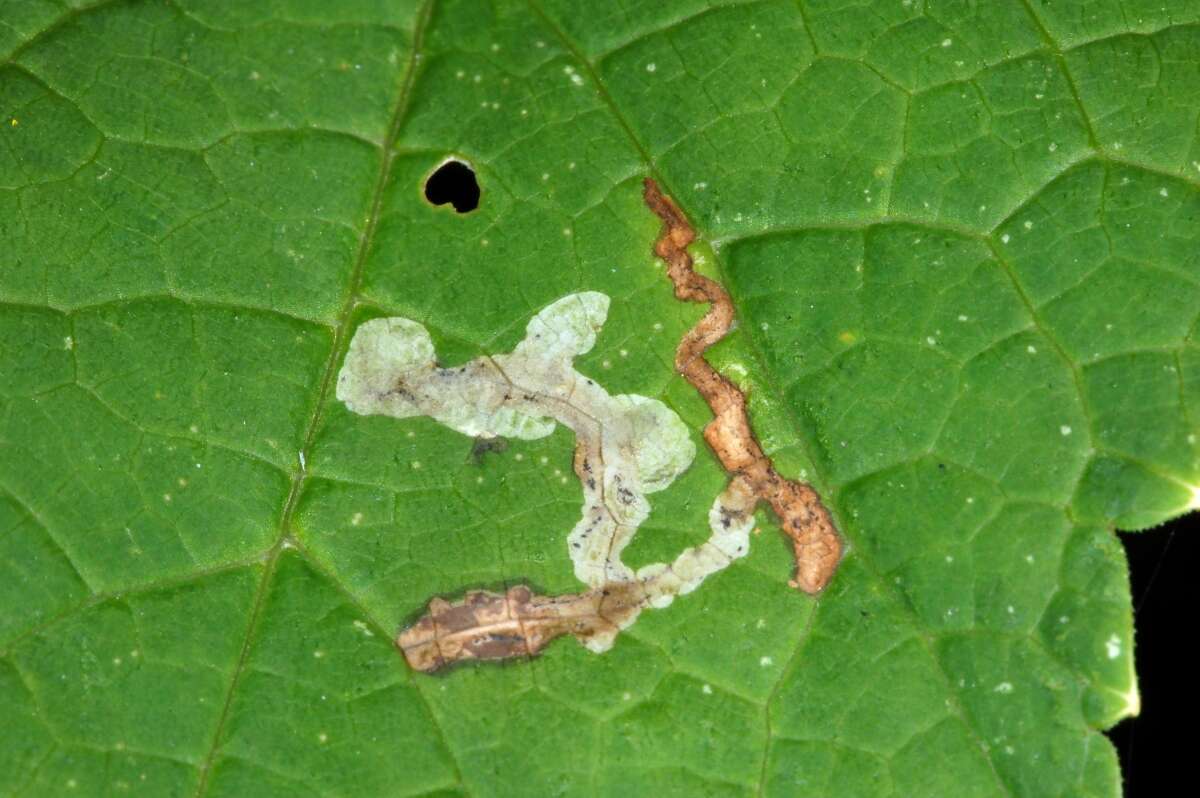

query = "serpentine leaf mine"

[
  {"left": 335, "top": 185, "right": 840, "bottom": 673},
  {"left": 643, "top": 178, "right": 842, "bottom": 594}
]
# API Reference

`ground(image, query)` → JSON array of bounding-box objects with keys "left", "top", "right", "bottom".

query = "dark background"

[{"left": 1111, "top": 513, "right": 1194, "bottom": 796}]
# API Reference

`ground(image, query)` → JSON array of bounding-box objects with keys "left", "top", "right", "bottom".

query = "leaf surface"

[{"left": 1, "top": 1, "right": 1197, "bottom": 796}]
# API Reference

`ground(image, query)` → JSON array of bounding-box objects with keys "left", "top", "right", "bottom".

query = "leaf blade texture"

[{"left": 1, "top": 1, "right": 1197, "bottom": 796}]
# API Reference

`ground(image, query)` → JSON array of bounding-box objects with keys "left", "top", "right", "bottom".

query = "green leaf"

[{"left": 1, "top": 1, "right": 1196, "bottom": 796}]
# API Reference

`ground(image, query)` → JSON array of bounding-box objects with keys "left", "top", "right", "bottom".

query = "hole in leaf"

[{"left": 424, "top": 159, "right": 480, "bottom": 213}]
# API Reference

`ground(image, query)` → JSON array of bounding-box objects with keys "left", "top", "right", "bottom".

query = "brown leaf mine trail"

[
  {"left": 643, "top": 178, "right": 842, "bottom": 594},
  {"left": 337, "top": 182, "right": 839, "bottom": 673}
]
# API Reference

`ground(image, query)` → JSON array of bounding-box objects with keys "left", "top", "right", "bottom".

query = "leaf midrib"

[{"left": 188, "top": 2, "right": 456, "bottom": 795}]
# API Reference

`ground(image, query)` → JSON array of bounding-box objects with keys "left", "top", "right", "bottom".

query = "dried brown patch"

[
  {"left": 643, "top": 178, "right": 842, "bottom": 594},
  {"left": 399, "top": 583, "right": 643, "bottom": 673}
]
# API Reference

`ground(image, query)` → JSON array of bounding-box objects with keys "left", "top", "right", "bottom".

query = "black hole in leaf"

[{"left": 424, "top": 160, "right": 480, "bottom": 213}]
